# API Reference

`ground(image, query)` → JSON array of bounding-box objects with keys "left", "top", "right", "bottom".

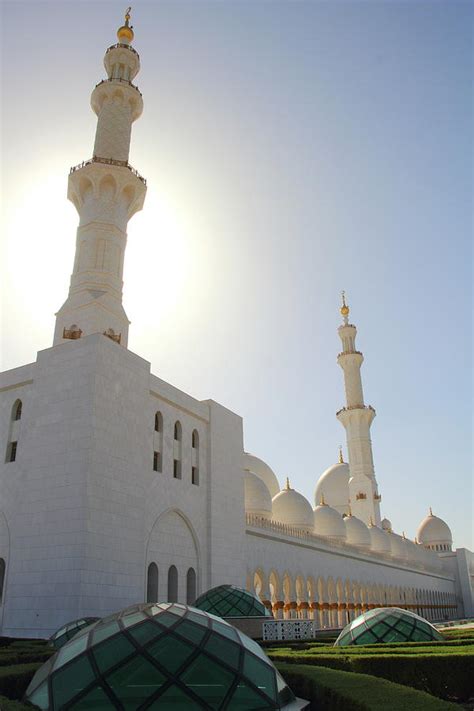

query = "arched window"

[
  {"left": 146, "top": 562, "right": 158, "bottom": 603},
  {"left": 191, "top": 429, "right": 199, "bottom": 485},
  {"left": 174, "top": 422, "right": 182, "bottom": 441},
  {"left": 192, "top": 430, "right": 199, "bottom": 449},
  {"left": 13, "top": 401, "right": 22, "bottom": 421},
  {"left": 186, "top": 567, "right": 196, "bottom": 605},
  {"left": 154, "top": 412, "right": 162, "bottom": 433},
  {"left": 168, "top": 565, "right": 178, "bottom": 603},
  {"left": 0, "top": 559, "right": 5, "bottom": 604}
]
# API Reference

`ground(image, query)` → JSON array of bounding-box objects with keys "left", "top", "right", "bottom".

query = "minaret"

[
  {"left": 336, "top": 293, "right": 382, "bottom": 525},
  {"left": 53, "top": 8, "right": 146, "bottom": 348}
]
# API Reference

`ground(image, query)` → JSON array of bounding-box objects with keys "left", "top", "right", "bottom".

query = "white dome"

[
  {"left": 381, "top": 518, "right": 392, "bottom": 532},
  {"left": 313, "top": 503, "right": 346, "bottom": 540},
  {"left": 314, "top": 462, "right": 350, "bottom": 516},
  {"left": 272, "top": 484, "right": 314, "bottom": 531},
  {"left": 243, "top": 453, "right": 280, "bottom": 498},
  {"left": 344, "top": 515, "right": 371, "bottom": 548},
  {"left": 244, "top": 471, "right": 272, "bottom": 519},
  {"left": 388, "top": 532, "right": 408, "bottom": 559},
  {"left": 368, "top": 524, "right": 391, "bottom": 553},
  {"left": 417, "top": 511, "right": 453, "bottom": 551}
]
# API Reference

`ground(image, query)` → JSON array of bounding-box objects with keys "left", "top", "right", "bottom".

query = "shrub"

[
  {"left": 0, "top": 663, "right": 42, "bottom": 699},
  {"left": 0, "top": 695, "right": 39, "bottom": 710},
  {"left": 277, "top": 662, "right": 461, "bottom": 711}
]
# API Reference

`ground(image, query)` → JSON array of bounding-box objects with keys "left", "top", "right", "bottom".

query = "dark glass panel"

[
  {"left": 243, "top": 652, "right": 277, "bottom": 701},
  {"left": 128, "top": 620, "right": 163, "bottom": 646},
  {"left": 148, "top": 634, "right": 195, "bottom": 674},
  {"left": 93, "top": 633, "right": 136, "bottom": 673},
  {"left": 106, "top": 655, "right": 165, "bottom": 708},
  {"left": 204, "top": 634, "right": 240, "bottom": 670},
  {"left": 180, "top": 652, "right": 235, "bottom": 709},
  {"left": 69, "top": 686, "right": 112, "bottom": 710},
  {"left": 147, "top": 684, "right": 203, "bottom": 709},
  {"left": 51, "top": 654, "right": 96, "bottom": 707},
  {"left": 228, "top": 679, "right": 275, "bottom": 710}
]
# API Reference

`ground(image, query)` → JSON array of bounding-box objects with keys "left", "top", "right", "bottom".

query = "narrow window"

[
  {"left": 146, "top": 563, "right": 158, "bottom": 603},
  {"left": 154, "top": 412, "right": 162, "bottom": 433},
  {"left": 192, "top": 466, "right": 199, "bottom": 486},
  {"left": 0, "top": 559, "right": 5, "bottom": 604},
  {"left": 173, "top": 459, "right": 181, "bottom": 479},
  {"left": 186, "top": 568, "right": 196, "bottom": 605},
  {"left": 153, "top": 451, "right": 161, "bottom": 473},
  {"left": 192, "top": 430, "right": 199, "bottom": 449},
  {"left": 174, "top": 422, "right": 182, "bottom": 441},
  {"left": 168, "top": 565, "right": 178, "bottom": 603},
  {"left": 7, "top": 442, "right": 17, "bottom": 463},
  {"left": 13, "top": 401, "right": 22, "bottom": 421}
]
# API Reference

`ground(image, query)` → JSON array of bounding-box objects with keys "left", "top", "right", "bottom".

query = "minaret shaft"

[
  {"left": 53, "top": 12, "right": 146, "bottom": 348},
  {"left": 336, "top": 298, "right": 381, "bottom": 525}
]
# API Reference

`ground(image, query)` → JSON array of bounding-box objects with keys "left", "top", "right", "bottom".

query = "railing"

[
  {"left": 95, "top": 77, "right": 142, "bottom": 97},
  {"left": 337, "top": 350, "right": 363, "bottom": 358},
  {"left": 245, "top": 513, "right": 443, "bottom": 574},
  {"left": 336, "top": 404, "right": 376, "bottom": 417},
  {"left": 69, "top": 156, "right": 146, "bottom": 185},
  {"left": 106, "top": 43, "right": 139, "bottom": 57}
]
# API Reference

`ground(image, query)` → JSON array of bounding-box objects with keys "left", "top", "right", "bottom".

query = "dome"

[
  {"left": 272, "top": 482, "right": 314, "bottom": 531},
  {"left": 343, "top": 514, "right": 371, "bottom": 548},
  {"left": 381, "top": 518, "right": 392, "bottom": 532},
  {"left": 368, "top": 524, "right": 391, "bottom": 553},
  {"left": 313, "top": 501, "right": 346, "bottom": 540},
  {"left": 25, "top": 603, "right": 297, "bottom": 710},
  {"left": 388, "top": 532, "right": 408, "bottom": 559},
  {"left": 49, "top": 617, "right": 100, "bottom": 650},
  {"left": 334, "top": 607, "right": 444, "bottom": 646},
  {"left": 244, "top": 452, "right": 280, "bottom": 498},
  {"left": 244, "top": 471, "right": 272, "bottom": 519},
  {"left": 417, "top": 510, "right": 453, "bottom": 551},
  {"left": 314, "top": 461, "right": 350, "bottom": 516},
  {"left": 194, "top": 585, "right": 272, "bottom": 618}
]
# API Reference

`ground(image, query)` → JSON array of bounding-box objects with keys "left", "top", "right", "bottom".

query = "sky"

[{"left": 1, "top": 0, "right": 472, "bottom": 548}]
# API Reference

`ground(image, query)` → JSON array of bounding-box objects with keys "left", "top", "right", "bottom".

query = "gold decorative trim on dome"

[{"left": 355, "top": 492, "right": 367, "bottom": 500}]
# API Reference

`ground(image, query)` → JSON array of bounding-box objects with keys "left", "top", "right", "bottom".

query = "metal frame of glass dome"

[
  {"left": 26, "top": 603, "right": 295, "bottom": 710},
  {"left": 49, "top": 617, "right": 100, "bottom": 650},
  {"left": 194, "top": 584, "right": 272, "bottom": 618},
  {"left": 335, "top": 607, "right": 444, "bottom": 646}
]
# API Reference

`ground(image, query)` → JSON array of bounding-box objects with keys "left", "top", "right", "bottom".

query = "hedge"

[
  {"left": 277, "top": 662, "right": 460, "bottom": 711},
  {"left": 0, "top": 663, "right": 42, "bottom": 699},
  {"left": 270, "top": 652, "right": 473, "bottom": 701},
  {"left": 0, "top": 695, "right": 38, "bottom": 710}
]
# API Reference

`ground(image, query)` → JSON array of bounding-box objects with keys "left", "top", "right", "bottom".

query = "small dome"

[
  {"left": 244, "top": 471, "right": 272, "bottom": 519},
  {"left": 244, "top": 452, "right": 280, "bottom": 498},
  {"left": 381, "top": 518, "right": 392, "bottom": 532},
  {"left": 314, "top": 462, "right": 350, "bottom": 515},
  {"left": 335, "top": 607, "right": 444, "bottom": 646},
  {"left": 344, "top": 514, "right": 371, "bottom": 548},
  {"left": 417, "top": 510, "right": 453, "bottom": 551},
  {"left": 313, "top": 502, "right": 346, "bottom": 540},
  {"left": 272, "top": 482, "right": 314, "bottom": 531},
  {"left": 368, "top": 524, "right": 391, "bottom": 553},
  {"left": 388, "top": 532, "right": 408, "bottom": 559},
  {"left": 49, "top": 617, "right": 100, "bottom": 650},
  {"left": 25, "top": 603, "right": 297, "bottom": 709},
  {"left": 194, "top": 585, "right": 272, "bottom": 618}
]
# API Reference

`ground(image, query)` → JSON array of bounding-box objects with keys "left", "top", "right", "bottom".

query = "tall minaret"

[
  {"left": 336, "top": 293, "right": 382, "bottom": 525},
  {"left": 53, "top": 8, "right": 146, "bottom": 348}
]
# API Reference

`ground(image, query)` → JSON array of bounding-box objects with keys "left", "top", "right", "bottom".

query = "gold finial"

[
  {"left": 117, "top": 6, "right": 134, "bottom": 43},
  {"left": 369, "top": 516, "right": 374, "bottom": 527},
  {"left": 320, "top": 493, "right": 326, "bottom": 506},
  {"left": 340, "top": 290, "right": 350, "bottom": 320},
  {"left": 429, "top": 507, "right": 433, "bottom": 516},
  {"left": 402, "top": 531, "right": 406, "bottom": 539},
  {"left": 285, "top": 477, "right": 291, "bottom": 490},
  {"left": 338, "top": 445, "right": 344, "bottom": 464},
  {"left": 348, "top": 503, "right": 352, "bottom": 517},
  {"left": 414, "top": 537, "right": 418, "bottom": 544}
]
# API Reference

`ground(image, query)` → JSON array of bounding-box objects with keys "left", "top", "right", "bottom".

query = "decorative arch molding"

[{"left": 144, "top": 508, "right": 201, "bottom": 603}]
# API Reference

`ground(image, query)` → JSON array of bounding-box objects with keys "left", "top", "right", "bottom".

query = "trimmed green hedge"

[
  {"left": 0, "top": 695, "right": 38, "bottom": 710},
  {"left": 0, "top": 663, "right": 43, "bottom": 699},
  {"left": 270, "top": 651, "right": 473, "bottom": 701},
  {"left": 277, "top": 662, "right": 460, "bottom": 711}
]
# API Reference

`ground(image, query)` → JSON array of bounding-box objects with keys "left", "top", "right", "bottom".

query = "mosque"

[{"left": 0, "top": 12, "right": 472, "bottom": 638}]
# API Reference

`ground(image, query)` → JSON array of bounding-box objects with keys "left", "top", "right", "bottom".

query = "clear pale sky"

[{"left": 1, "top": 1, "right": 472, "bottom": 548}]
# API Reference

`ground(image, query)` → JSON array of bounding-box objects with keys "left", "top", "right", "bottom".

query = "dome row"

[{"left": 244, "top": 453, "right": 451, "bottom": 562}]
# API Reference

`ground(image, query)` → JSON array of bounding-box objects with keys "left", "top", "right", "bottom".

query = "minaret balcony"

[
  {"left": 336, "top": 404, "right": 376, "bottom": 417},
  {"left": 70, "top": 156, "right": 146, "bottom": 185},
  {"left": 95, "top": 77, "right": 142, "bottom": 98},
  {"left": 106, "top": 42, "right": 139, "bottom": 58},
  {"left": 337, "top": 350, "right": 363, "bottom": 359}
]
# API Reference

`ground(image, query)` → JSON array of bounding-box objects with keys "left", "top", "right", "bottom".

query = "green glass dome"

[
  {"left": 334, "top": 607, "right": 444, "bottom": 646},
  {"left": 194, "top": 585, "right": 272, "bottom": 618},
  {"left": 25, "top": 603, "right": 295, "bottom": 709},
  {"left": 49, "top": 617, "right": 100, "bottom": 650}
]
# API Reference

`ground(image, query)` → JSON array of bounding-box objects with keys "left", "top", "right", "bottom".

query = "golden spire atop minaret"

[
  {"left": 338, "top": 445, "right": 344, "bottom": 464},
  {"left": 340, "top": 290, "right": 350, "bottom": 325},
  {"left": 117, "top": 6, "right": 134, "bottom": 44}
]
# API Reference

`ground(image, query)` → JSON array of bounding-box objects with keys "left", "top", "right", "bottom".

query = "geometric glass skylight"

[
  {"left": 25, "top": 603, "right": 295, "bottom": 709},
  {"left": 194, "top": 585, "right": 272, "bottom": 618},
  {"left": 49, "top": 617, "right": 100, "bottom": 650},
  {"left": 334, "top": 607, "right": 444, "bottom": 646}
]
